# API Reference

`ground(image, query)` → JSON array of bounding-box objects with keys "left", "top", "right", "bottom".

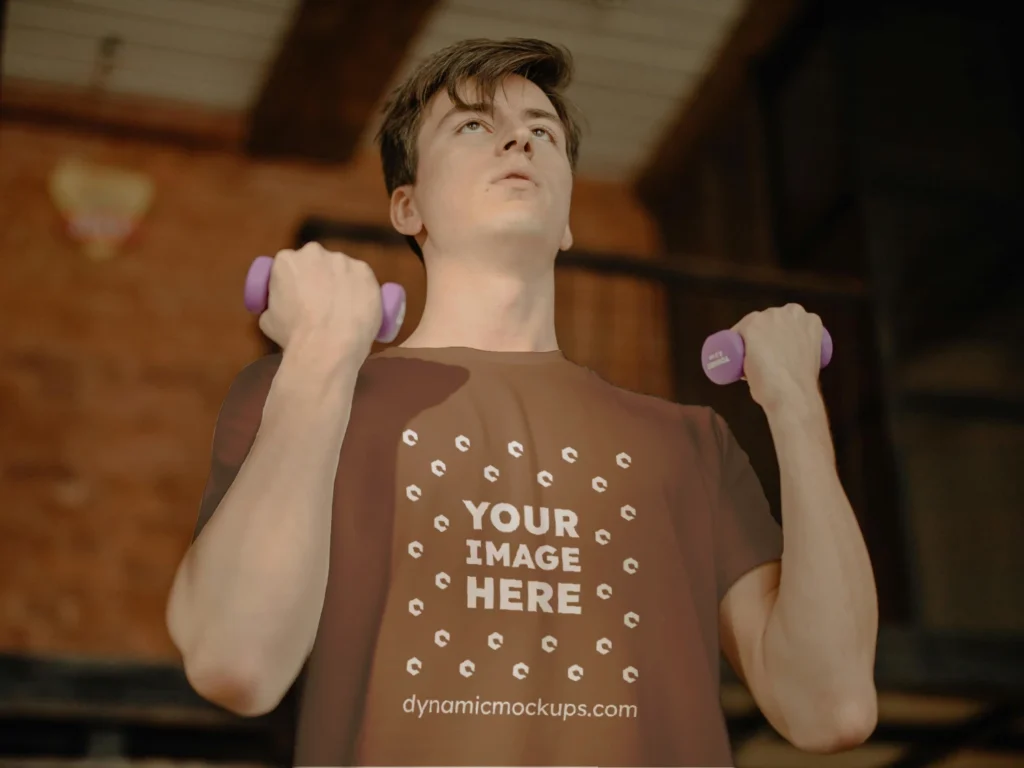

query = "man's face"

[{"left": 391, "top": 75, "right": 574, "bottom": 267}]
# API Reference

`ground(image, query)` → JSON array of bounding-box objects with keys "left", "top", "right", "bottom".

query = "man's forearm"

[
  {"left": 168, "top": 335, "right": 361, "bottom": 715},
  {"left": 761, "top": 390, "right": 878, "bottom": 735}
]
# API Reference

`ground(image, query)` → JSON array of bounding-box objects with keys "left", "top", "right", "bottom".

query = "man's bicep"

[
  {"left": 719, "top": 560, "right": 779, "bottom": 683},
  {"left": 707, "top": 409, "right": 788, "bottom": 723},
  {"left": 192, "top": 355, "right": 281, "bottom": 541},
  {"left": 719, "top": 561, "right": 788, "bottom": 736},
  {"left": 194, "top": 456, "right": 241, "bottom": 541}
]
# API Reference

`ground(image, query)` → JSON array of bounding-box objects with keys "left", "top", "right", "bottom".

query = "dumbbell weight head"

[{"left": 243, "top": 255, "right": 274, "bottom": 314}]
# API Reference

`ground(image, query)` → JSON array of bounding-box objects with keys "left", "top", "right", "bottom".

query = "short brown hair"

[{"left": 376, "top": 38, "right": 583, "bottom": 260}]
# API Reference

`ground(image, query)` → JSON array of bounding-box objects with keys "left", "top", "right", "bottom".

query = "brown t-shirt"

[{"left": 194, "top": 346, "right": 782, "bottom": 767}]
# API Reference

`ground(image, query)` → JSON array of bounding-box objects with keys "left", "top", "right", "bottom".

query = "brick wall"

[{"left": 0, "top": 123, "right": 662, "bottom": 661}]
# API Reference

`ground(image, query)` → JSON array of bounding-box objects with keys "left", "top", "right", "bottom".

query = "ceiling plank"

[
  {"left": 0, "top": 77, "right": 245, "bottom": 150},
  {"left": 245, "top": 0, "right": 442, "bottom": 164},
  {"left": 634, "top": 0, "right": 804, "bottom": 202}
]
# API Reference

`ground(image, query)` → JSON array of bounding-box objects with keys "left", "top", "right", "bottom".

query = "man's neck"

[{"left": 399, "top": 257, "right": 559, "bottom": 353}]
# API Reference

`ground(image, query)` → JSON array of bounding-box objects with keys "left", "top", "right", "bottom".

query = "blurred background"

[{"left": 0, "top": 0, "right": 1021, "bottom": 765}]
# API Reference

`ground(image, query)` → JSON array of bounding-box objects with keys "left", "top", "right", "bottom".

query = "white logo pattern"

[{"left": 400, "top": 431, "right": 639, "bottom": 685}]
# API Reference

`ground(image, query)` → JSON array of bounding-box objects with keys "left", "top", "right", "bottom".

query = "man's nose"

[{"left": 501, "top": 125, "right": 534, "bottom": 156}]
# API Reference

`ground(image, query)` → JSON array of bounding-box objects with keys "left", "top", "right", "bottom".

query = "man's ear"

[
  {"left": 390, "top": 185, "right": 423, "bottom": 237},
  {"left": 560, "top": 223, "right": 573, "bottom": 252}
]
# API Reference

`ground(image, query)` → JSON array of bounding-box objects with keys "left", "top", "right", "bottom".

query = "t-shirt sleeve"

[
  {"left": 193, "top": 354, "right": 281, "bottom": 542},
  {"left": 709, "top": 410, "right": 783, "bottom": 602}
]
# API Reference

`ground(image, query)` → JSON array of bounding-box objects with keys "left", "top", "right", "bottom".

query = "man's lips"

[{"left": 494, "top": 169, "right": 536, "bottom": 184}]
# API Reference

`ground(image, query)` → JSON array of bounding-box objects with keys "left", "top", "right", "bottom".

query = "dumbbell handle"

[
  {"left": 243, "top": 255, "right": 407, "bottom": 344},
  {"left": 701, "top": 328, "right": 833, "bottom": 385}
]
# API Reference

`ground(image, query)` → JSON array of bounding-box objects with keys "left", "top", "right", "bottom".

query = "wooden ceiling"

[
  {"left": 362, "top": 0, "right": 749, "bottom": 178},
  {"left": 1, "top": 0, "right": 751, "bottom": 180}
]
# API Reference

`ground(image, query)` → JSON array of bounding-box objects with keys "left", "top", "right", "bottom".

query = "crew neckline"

[{"left": 374, "top": 345, "right": 568, "bottom": 366}]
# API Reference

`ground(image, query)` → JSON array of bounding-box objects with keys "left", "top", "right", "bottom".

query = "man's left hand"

[{"left": 732, "top": 303, "right": 824, "bottom": 411}]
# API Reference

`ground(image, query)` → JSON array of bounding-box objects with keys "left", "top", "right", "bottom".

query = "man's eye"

[
  {"left": 460, "top": 121, "right": 484, "bottom": 133},
  {"left": 533, "top": 127, "right": 556, "bottom": 142}
]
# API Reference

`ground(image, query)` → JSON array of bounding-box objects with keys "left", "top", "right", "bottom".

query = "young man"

[{"left": 167, "top": 38, "right": 878, "bottom": 766}]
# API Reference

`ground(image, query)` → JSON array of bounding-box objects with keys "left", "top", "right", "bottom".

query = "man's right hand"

[{"left": 257, "top": 242, "right": 383, "bottom": 358}]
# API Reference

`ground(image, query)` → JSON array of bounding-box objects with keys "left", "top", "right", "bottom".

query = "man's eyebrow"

[
  {"left": 438, "top": 103, "right": 563, "bottom": 129},
  {"left": 439, "top": 102, "right": 492, "bottom": 126},
  {"left": 522, "top": 107, "right": 561, "bottom": 125}
]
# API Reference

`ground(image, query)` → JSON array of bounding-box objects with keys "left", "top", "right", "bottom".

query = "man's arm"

[
  {"left": 719, "top": 307, "right": 879, "bottom": 753},
  {"left": 166, "top": 333, "right": 362, "bottom": 717}
]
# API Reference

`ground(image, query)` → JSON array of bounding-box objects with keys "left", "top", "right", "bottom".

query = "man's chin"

[{"left": 481, "top": 209, "right": 559, "bottom": 242}]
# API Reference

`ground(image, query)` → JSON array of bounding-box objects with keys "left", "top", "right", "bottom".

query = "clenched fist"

[
  {"left": 258, "top": 242, "right": 383, "bottom": 360},
  {"left": 732, "top": 303, "right": 824, "bottom": 411}
]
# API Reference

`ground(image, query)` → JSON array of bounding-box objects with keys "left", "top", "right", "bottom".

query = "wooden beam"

[
  {"left": 0, "top": 78, "right": 245, "bottom": 151},
  {"left": 297, "top": 217, "right": 869, "bottom": 302},
  {"left": 635, "top": 0, "right": 805, "bottom": 205},
  {"left": 245, "top": 0, "right": 442, "bottom": 164}
]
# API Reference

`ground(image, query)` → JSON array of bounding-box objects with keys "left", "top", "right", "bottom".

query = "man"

[{"left": 167, "top": 38, "right": 878, "bottom": 766}]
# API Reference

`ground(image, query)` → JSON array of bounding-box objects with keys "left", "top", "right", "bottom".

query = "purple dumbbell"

[
  {"left": 701, "top": 327, "right": 833, "bottom": 385},
  {"left": 244, "top": 255, "right": 407, "bottom": 344}
]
